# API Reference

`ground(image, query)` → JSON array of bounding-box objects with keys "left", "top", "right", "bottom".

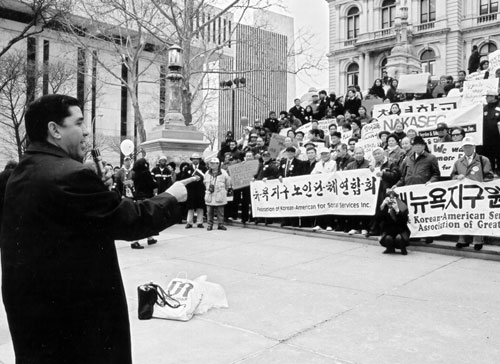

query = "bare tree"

[
  {"left": 0, "top": 0, "right": 74, "bottom": 59},
  {"left": 202, "top": 123, "right": 219, "bottom": 151}
]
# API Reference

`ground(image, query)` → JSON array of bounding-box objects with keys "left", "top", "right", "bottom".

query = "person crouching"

[{"left": 379, "top": 190, "right": 410, "bottom": 255}]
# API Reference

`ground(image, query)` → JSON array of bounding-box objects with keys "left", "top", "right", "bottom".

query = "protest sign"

[
  {"left": 428, "top": 142, "right": 463, "bottom": 177},
  {"left": 356, "top": 137, "right": 380, "bottom": 161},
  {"left": 488, "top": 50, "right": 500, "bottom": 79},
  {"left": 251, "top": 169, "right": 380, "bottom": 218},
  {"left": 296, "top": 119, "right": 336, "bottom": 135},
  {"left": 377, "top": 103, "right": 483, "bottom": 144},
  {"left": 341, "top": 129, "right": 353, "bottom": 143},
  {"left": 372, "top": 97, "right": 462, "bottom": 119},
  {"left": 362, "top": 98, "right": 385, "bottom": 116},
  {"left": 279, "top": 127, "right": 291, "bottom": 136},
  {"left": 466, "top": 71, "right": 487, "bottom": 81},
  {"left": 462, "top": 78, "right": 499, "bottom": 105},
  {"left": 361, "top": 121, "right": 382, "bottom": 140},
  {"left": 227, "top": 160, "right": 260, "bottom": 190},
  {"left": 397, "top": 73, "right": 430, "bottom": 93},
  {"left": 395, "top": 179, "right": 500, "bottom": 238},
  {"left": 268, "top": 134, "right": 287, "bottom": 159}
]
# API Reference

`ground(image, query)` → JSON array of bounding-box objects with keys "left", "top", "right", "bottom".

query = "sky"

[{"left": 282, "top": 0, "right": 329, "bottom": 97}]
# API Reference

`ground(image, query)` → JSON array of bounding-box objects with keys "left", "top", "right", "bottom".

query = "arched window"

[
  {"left": 420, "top": 49, "right": 436, "bottom": 75},
  {"left": 480, "top": 0, "right": 499, "bottom": 15},
  {"left": 420, "top": 0, "right": 436, "bottom": 23},
  {"left": 382, "top": 0, "right": 396, "bottom": 29},
  {"left": 347, "top": 7, "right": 360, "bottom": 39},
  {"left": 380, "top": 57, "right": 388, "bottom": 77},
  {"left": 347, "top": 63, "right": 359, "bottom": 88},
  {"left": 480, "top": 42, "right": 497, "bottom": 61}
]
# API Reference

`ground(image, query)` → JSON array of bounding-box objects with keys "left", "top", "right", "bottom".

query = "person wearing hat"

[
  {"left": 478, "top": 89, "right": 500, "bottom": 176},
  {"left": 184, "top": 153, "right": 207, "bottom": 229},
  {"left": 278, "top": 146, "right": 306, "bottom": 227},
  {"left": 151, "top": 156, "right": 176, "bottom": 193},
  {"left": 451, "top": 137, "right": 494, "bottom": 251},
  {"left": 311, "top": 147, "right": 337, "bottom": 232},
  {"left": 378, "top": 190, "right": 410, "bottom": 255},
  {"left": 204, "top": 158, "right": 231, "bottom": 231},
  {"left": 436, "top": 122, "right": 452, "bottom": 143},
  {"left": 378, "top": 130, "right": 391, "bottom": 150},
  {"left": 253, "top": 150, "right": 279, "bottom": 226},
  {"left": 395, "top": 135, "right": 440, "bottom": 244}
]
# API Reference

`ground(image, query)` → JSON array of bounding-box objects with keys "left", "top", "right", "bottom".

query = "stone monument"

[
  {"left": 141, "top": 45, "right": 209, "bottom": 163},
  {"left": 385, "top": 0, "right": 422, "bottom": 78}
]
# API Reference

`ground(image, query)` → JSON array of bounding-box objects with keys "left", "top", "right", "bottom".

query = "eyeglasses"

[{"left": 451, "top": 134, "right": 462, "bottom": 137}]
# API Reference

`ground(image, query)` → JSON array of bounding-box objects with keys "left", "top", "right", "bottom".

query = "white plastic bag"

[
  {"left": 154, "top": 274, "right": 203, "bottom": 321},
  {"left": 193, "top": 275, "right": 229, "bottom": 315}
]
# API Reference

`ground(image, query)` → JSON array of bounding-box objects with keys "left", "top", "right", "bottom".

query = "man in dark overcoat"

[{"left": 0, "top": 94, "right": 191, "bottom": 364}]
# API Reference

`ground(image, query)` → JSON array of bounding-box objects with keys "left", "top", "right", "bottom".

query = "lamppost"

[
  {"left": 220, "top": 77, "right": 246, "bottom": 135},
  {"left": 165, "top": 44, "right": 185, "bottom": 126}
]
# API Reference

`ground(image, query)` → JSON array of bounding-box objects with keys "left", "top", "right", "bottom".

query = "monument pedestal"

[
  {"left": 141, "top": 123, "right": 210, "bottom": 163},
  {"left": 386, "top": 45, "right": 422, "bottom": 79}
]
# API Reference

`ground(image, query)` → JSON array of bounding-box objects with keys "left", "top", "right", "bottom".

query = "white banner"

[
  {"left": 361, "top": 121, "right": 382, "bottom": 140},
  {"left": 251, "top": 170, "right": 380, "bottom": 217},
  {"left": 397, "top": 73, "right": 430, "bottom": 93},
  {"left": 462, "top": 78, "right": 499, "bottom": 105},
  {"left": 372, "top": 97, "right": 462, "bottom": 119},
  {"left": 395, "top": 179, "right": 500, "bottom": 237},
  {"left": 296, "top": 119, "right": 336, "bottom": 135},
  {"left": 341, "top": 129, "right": 353, "bottom": 143},
  {"left": 356, "top": 137, "right": 380, "bottom": 162},
  {"left": 377, "top": 103, "right": 483, "bottom": 144}
]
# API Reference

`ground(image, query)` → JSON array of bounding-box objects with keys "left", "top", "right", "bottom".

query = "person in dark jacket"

[
  {"left": 385, "top": 79, "right": 405, "bottom": 103},
  {"left": 395, "top": 136, "right": 440, "bottom": 187},
  {"left": 263, "top": 111, "right": 280, "bottom": 134},
  {"left": 379, "top": 190, "right": 410, "bottom": 255},
  {"left": 151, "top": 156, "right": 175, "bottom": 193},
  {"left": 130, "top": 158, "right": 159, "bottom": 249},
  {"left": 289, "top": 98, "right": 306, "bottom": 123},
  {"left": 478, "top": 91, "right": 500, "bottom": 175},
  {"left": 184, "top": 153, "right": 207, "bottom": 229},
  {"left": 344, "top": 88, "right": 362, "bottom": 116},
  {"left": 0, "top": 160, "right": 18, "bottom": 234},
  {"left": 367, "top": 79, "right": 385, "bottom": 99},
  {"left": 468, "top": 45, "right": 480, "bottom": 74},
  {"left": 335, "top": 143, "right": 355, "bottom": 171},
  {"left": 0, "top": 94, "right": 192, "bottom": 364}
]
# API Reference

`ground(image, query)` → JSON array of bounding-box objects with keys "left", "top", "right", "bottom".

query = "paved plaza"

[{"left": 0, "top": 225, "right": 499, "bottom": 364}]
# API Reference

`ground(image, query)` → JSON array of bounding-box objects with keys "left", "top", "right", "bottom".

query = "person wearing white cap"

[
  {"left": 311, "top": 147, "right": 337, "bottom": 232},
  {"left": 204, "top": 158, "right": 231, "bottom": 231},
  {"left": 151, "top": 156, "right": 175, "bottom": 193},
  {"left": 451, "top": 136, "right": 494, "bottom": 251}
]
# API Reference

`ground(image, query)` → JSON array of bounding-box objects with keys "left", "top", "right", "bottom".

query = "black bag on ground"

[{"left": 138, "top": 284, "right": 158, "bottom": 320}]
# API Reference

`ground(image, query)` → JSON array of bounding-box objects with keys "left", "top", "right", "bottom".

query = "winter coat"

[
  {"left": 345, "top": 158, "right": 370, "bottom": 170},
  {"left": 450, "top": 153, "right": 494, "bottom": 182},
  {"left": 385, "top": 146, "right": 405, "bottom": 166},
  {"left": 255, "top": 161, "right": 279, "bottom": 180},
  {"left": 0, "top": 142, "right": 179, "bottom": 364},
  {"left": 483, "top": 101, "right": 500, "bottom": 147},
  {"left": 204, "top": 169, "right": 231, "bottom": 206},
  {"left": 179, "top": 163, "right": 206, "bottom": 209},
  {"left": 396, "top": 151, "right": 440, "bottom": 186},
  {"left": 344, "top": 97, "right": 362, "bottom": 116}
]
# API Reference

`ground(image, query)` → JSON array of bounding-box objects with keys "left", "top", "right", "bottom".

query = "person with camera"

[
  {"left": 204, "top": 158, "right": 231, "bottom": 231},
  {"left": 379, "top": 190, "right": 410, "bottom": 255}
]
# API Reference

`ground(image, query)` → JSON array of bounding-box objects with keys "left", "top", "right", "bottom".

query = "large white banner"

[
  {"left": 377, "top": 103, "right": 484, "bottom": 144},
  {"left": 251, "top": 170, "right": 381, "bottom": 217},
  {"left": 395, "top": 179, "right": 500, "bottom": 238},
  {"left": 372, "top": 97, "right": 462, "bottom": 119}
]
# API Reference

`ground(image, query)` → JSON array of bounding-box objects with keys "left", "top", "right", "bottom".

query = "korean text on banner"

[
  {"left": 377, "top": 103, "right": 483, "bottom": 145},
  {"left": 462, "top": 78, "right": 499, "bottom": 105},
  {"left": 396, "top": 73, "right": 430, "bottom": 93},
  {"left": 395, "top": 179, "right": 500, "bottom": 238},
  {"left": 228, "top": 160, "right": 260, "bottom": 190},
  {"left": 372, "top": 97, "right": 462, "bottom": 119},
  {"left": 251, "top": 169, "right": 380, "bottom": 218}
]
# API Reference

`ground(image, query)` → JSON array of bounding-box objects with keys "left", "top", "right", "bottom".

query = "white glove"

[{"left": 164, "top": 182, "right": 188, "bottom": 202}]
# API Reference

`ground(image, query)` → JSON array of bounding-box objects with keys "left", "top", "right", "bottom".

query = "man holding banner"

[{"left": 479, "top": 90, "right": 500, "bottom": 176}]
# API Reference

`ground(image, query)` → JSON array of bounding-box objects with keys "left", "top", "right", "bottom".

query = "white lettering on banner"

[
  {"left": 488, "top": 50, "right": 500, "bottom": 79},
  {"left": 228, "top": 160, "right": 260, "bottom": 190},
  {"left": 377, "top": 103, "right": 483, "bottom": 145},
  {"left": 251, "top": 169, "right": 380, "bottom": 218},
  {"left": 462, "top": 78, "right": 499, "bottom": 105},
  {"left": 372, "top": 97, "right": 462, "bottom": 119},
  {"left": 395, "top": 179, "right": 500, "bottom": 238}
]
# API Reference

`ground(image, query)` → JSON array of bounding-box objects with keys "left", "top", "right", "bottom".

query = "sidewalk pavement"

[{"left": 0, "top": 224, "right": 499, "bottom": 364}]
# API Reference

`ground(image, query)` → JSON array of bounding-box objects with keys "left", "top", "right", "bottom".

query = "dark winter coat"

[
  {"left": 0, "top": 142, "right": 179, "bottom": 364},
  {"left": 178, "top": 163, "right": 206, "bottom": 209},
  {"left": 255, "top": 161, "right": 279, "bottom": 180},
  {"left": 396, "top": 151, "right": 440, "bottom": 186}
]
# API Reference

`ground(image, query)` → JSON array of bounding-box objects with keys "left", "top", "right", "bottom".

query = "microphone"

[{"left": 90, "top": 148, "right": 105, "bottom": 178}]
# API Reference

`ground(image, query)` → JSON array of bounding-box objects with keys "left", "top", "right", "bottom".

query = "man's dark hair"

[
  {"left": 337, "top": 143, "right": 348, "bottom": 151},
  {"left": 285, "top": 146, "right": 296, "bottom": 153},
  {"left": 295, "top": 131, "right": 305, "bottom": 137},
  {"left": 311, "top": 119, "right": 319, "bottom": 124},
  {"left": 332, "top": 131, "right": 342, "bottom": 138},
  {"left": 319, "top": 90, "right": 327, "bottom": 96},
  {"left": 306, "top": 147, "right": 317, "bottom": 153},
  {"left": 25, "top": 94, "right": 81, "bottom": 143},
  {"left": 348, "top": 137, "right": 358, "bottom": 144},
  {"left": 4, "top": 160, "right": 18, "bottom": 171}
]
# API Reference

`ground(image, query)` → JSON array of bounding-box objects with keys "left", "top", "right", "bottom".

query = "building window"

[
  {"left": 480, "top": 42, "right": 498, "bottom": 61},
  {"left": 480, "top": 0, "right": 499, "bottom": 15},
  {"left": 420, "top": 49, "right": 436, "bottom": 75},
  {"left": 381, "top": 0, "right": 396, "bottom": 29},
  {"left": 347, "top": 7, "right": 360, "bottom": 39},
  {"left": 380, "top": 57, "right": 388, "bottom": 77},
  {"left": 346, "top": 63, "right": 359, "bottom": 88},
  {"left": 420, "top": 0, "right": 436, "bottom": 23}
]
